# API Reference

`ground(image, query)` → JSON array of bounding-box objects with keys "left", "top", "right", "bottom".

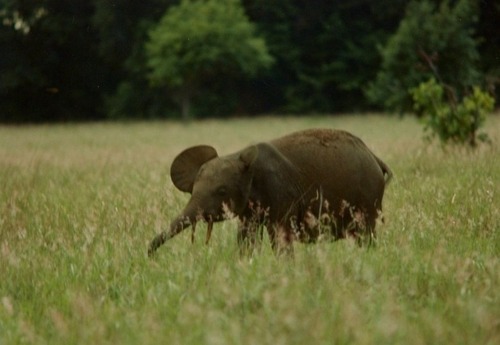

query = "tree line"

[{"left": 1, "top": 0, "right": 498, "bottom": 122}]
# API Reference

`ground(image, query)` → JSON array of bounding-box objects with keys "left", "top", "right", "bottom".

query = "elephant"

[{"left": 148, "top": 128, "right": 392, "bottom": 256}]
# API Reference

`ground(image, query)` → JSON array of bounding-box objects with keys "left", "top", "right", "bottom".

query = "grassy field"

[{"left": 0, "top": 114, "right": 499, "bottom": 344}]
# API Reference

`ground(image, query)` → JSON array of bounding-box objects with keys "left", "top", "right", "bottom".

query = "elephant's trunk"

[
  {"left": 148, "top": 199, "right": 199, "bottom": 256},
  {"left": 147, "top": 198, "right": 217, "bottom": 256},
  {"left": 147, "top": 214, "right": 192, "bottom": 256}
]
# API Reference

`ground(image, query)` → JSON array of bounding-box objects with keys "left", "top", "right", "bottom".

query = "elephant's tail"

[{"left": 375, "top": 155, "right": 393, "bottom": 185}]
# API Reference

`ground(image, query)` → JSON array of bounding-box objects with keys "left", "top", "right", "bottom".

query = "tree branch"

[{"left": 418, "top": 48, "right": 458, "bottom": 109}]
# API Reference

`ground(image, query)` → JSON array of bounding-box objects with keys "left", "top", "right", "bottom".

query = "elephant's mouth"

[
  {"left": 190, "top": 205, "right": 232, "bottom": 245},
  {"left": 191, "top": 215, "right": 217, "bottom": 245}
]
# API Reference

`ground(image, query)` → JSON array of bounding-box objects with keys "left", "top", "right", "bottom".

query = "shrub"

[{"left": 411, "top": 78, "right": 495, "bottom": 147}]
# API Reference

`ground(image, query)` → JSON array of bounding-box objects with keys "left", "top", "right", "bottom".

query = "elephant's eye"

[{"left": 216, "top": 186, "right": 228, "bottom": 196}]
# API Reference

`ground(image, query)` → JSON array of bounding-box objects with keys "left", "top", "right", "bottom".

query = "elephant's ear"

[{"left": 171, "top": 145, "right": 218, "bottom": 193}]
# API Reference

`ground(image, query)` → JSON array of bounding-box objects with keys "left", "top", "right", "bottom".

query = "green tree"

[
  {"left": 146, "top": 0, "right": 273, "bottom": 120},
  {"left": 367, "top": 0, "right": 481, "bottom": 113}
]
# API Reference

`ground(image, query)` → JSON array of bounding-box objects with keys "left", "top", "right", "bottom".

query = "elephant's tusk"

[
  {"left": 191, "top": 220, "right": 197, "bottom": 244},
  {"left": 205, "top": 220, "right": 214, "bottom": 245}
]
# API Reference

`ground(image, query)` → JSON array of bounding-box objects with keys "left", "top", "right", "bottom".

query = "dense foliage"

[{"left": 0, "top": 0, "right": 498, "bottom": 121}]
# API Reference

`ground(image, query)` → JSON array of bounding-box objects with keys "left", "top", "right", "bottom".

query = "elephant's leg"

[
  {"left": 347, "top": 210, "right": 377, "bottom": 247},
  {"left": 364, "top": 214, "right": 378, "bottom": 248},
  {"left": 268, "top": 224, "right": 294, "bottom": 257},
  {"left": 237, "top": 221, "right": 262, "bottom": 256}
]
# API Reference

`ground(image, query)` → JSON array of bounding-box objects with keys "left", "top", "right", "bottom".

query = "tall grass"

[{"left": 1, "top": 115, "right": 499, "bottom": 344}]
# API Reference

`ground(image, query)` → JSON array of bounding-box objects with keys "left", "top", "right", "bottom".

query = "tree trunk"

[{"left": 179, "top": 84, "right": 193, "bottom": 121}]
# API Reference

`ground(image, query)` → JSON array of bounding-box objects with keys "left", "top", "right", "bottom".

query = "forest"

[{"left": 1, "top": 0, "right": 498, "bottom": 122}]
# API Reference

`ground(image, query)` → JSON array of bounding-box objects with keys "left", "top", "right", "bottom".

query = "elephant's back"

[
  {"left": 270, "top": 128, "right": 387, "bottom": 211},
  {"left": 270, "top": 129, "right": 375, "bottom": 164},
  {"left": 271, "top": 128, "right": 365, "bottom": 152}
]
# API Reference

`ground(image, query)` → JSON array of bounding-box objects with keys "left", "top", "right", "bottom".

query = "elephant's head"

[{"left": 149, "top": 144, "right": 258, "bottom": 251}]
